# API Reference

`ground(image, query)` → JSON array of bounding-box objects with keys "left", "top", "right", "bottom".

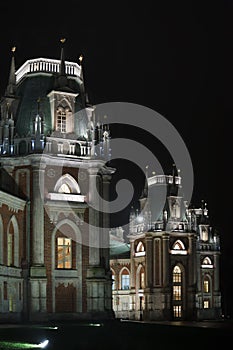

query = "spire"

[
  {"left": 79, "top": 54, "right": 89, "bottom": 106},
  {"left": 140, "top": 165, "right": 149, "bottom": 199},
  {"left": 169, "top": 163, "right": 179, "bottom": 196},
  {"left": 5, "top": 46, "right": 16, "bottom": 96},
  {"left": 59, "top": 38, "right": 66, "bottom": 77},
  {"left": 55, "top": 38, "right": 69, "bottom": 90}
]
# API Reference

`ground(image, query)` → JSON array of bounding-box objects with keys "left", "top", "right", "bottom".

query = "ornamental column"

[
  {"left": 29, "top": 159, "right": 47, "bottom": 320},
  {"left": 31, "top": 160, "right": 46, "bottom": 265}
]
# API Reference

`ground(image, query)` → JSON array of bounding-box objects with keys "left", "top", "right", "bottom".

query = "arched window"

[
  {"left": 54, "top": 174, "right": 81, "bottom": 194},
  {"left": 58, "top": 183, "right": 71, "bottom": 193},
  {"left": 135, "top": 241, "right": 145, "bottom": 256},
  {"left": 203, "top": 275, "right": 211, "bottom": 293},
  {"left": 173, "top": 240, "right": 185, "bottom": 250},
  {"left": 173, "top": 265, "right": 181, "bottom": 283},
  {"left": 120, "top": 268, "right": 130, "bottom": 290},
  {"left": 56, "top": 101, "right": 73, "bottom": 134},
  {"left": 171, "top": 240, "right": 187, "bottom": 255},
  {"left": 137, "top": 265, "right": 145, "bottom": 289},
  {"left": 201, "top": 256, "right": 213, "bottom": 268},
  {"left": 7, "top": 216, "right": 19, "bottom": 267},
  {"left": 172, "top": 265, "right": 183, "bottom": 319}
]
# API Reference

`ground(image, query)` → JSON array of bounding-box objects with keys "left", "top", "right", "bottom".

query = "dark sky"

[{"left": 0, "top": 1, "right": 232, "bottom": 315}]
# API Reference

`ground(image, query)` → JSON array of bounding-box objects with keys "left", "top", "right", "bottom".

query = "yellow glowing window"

[
  {"left": 57, "top": 237, "right": 72, "bottom": 269},
  {"left": 173, "top": 285, "right": 181, "bottom": 300},
  {"left": 140, "top": 271, "right": 145, "bottom": 289},
  {"left": 204, "top": 279, "right": 209, "bottom": 293},
  {"left": 173, "top": 305, "right": 181, "bottom": 318},
  {"left": 173, "top": 265, "right": 181, "bottom": 283},
  {"left": 204, "top": 300, "right": 209, "bottom": 308}
]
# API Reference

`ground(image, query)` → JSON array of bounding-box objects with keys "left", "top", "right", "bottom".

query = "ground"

[{"left": 0, "top": 319, "right": 232, "bottom": 350}]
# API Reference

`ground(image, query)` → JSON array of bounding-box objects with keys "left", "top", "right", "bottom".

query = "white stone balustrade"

[{"left": 16, "top": 58, "right": 81, "bottom": 83}]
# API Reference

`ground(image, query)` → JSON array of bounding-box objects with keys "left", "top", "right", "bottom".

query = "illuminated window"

[
  {"left": 173, "top": 305, "right": 182, "bottom": 318},
  {"left": 121, "top": 269, "right": 130, "bottom": 290},
  {"left": 172, "top": 265, "right": 183, "bottom": 319},
  {"left": 203, "top": 300, "right": 209, "bottom": 308},
  {"left": 57, "top": 109, "right": 67, "bottom": 133},
  {"left": 173, "top": 265, "right": 181, "bottom": 283},
  {"left": 173, "top": 240, "right": 185, "bottom": 250},
  {"left": 57, "top": 237, "right": 72, "bottom": 269},
  {"left": 204, "top": 279, "right": 209, "bottom": 293},
  {"left": 137, "top": 241, "right": 144, "bottom": 252},
  {"left": 135, "top": 241, "right": 145, "bottom": 257},
  {"left": 203, "top": 257, "right": 211, "bottom": 265},
  {"left": 171, "top": 240, "right": 187, "bottom": 255},
  {"left": 58, "top": 183, "right": 71, "bottom": 193},
  {"left": 140, "top": 270, "right": 145, "bottom": 289},
  {"left": 200, "top": 225, "right": 208, "bottom": 241},
  {"left": 173, "top": 285, "right": 181, "bottom": 300}
]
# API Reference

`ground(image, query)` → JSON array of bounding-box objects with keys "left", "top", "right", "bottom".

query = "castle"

[{"left": 0, "top": 43, "right": 222, "bottom": 322}]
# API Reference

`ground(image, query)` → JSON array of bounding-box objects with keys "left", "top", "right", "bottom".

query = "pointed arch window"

[
  {"left": 135, "top": 241, "right": 145, "bottom": 257},
  {"left": 201, "top": 256, "right": 213, "bottom": 268},
  {"left": 120, "top": 268, "right": 130, "bottom": 290},
  {"left": 58, "top": 183, "right": 71, "bottom": 194},
  {"left": 171, "top": 240, "right": 187, "bottom": 255},
  {"left": 54, "top": 174, "right": 81, "bottom": 194},
  {"left": 7, "top": 217, "right": 19, "bottom": 267},
  {"left": 172, "top": 265, "right": 183, "bottom": 319},
  {"left": 47, "top": 173, "right": 85, "bottom": 202}
]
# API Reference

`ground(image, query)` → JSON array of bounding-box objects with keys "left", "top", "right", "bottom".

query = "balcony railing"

[{"left": 16, "top": 58, "right": 81, "bottom": 83}]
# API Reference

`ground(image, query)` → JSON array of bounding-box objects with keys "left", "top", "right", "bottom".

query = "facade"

[
  {"left": 0, "top": 45, "right": 114, "bottom": 322},
  {"left": 0, "top": 45, "right": 222, "bottom": 323},
  {"left": 110, "top": 167, "right": 222, "bottom": 321}
]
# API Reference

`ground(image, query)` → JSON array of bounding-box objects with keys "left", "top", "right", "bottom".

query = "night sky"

[{"left": 0, "top": 1, "right": 232, "bottom": 316}]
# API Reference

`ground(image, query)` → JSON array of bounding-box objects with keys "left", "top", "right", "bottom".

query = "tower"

[
  {"left": 0, "top": 42, "right": 114, "bottom": 321},
  {"left": 110, "top": 166, "right": 222, "bottom": 321}
]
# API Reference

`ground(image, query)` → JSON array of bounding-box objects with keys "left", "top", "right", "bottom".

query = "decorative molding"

[{"left": 0, "top": 191, "right": 26, "bottom": 212}]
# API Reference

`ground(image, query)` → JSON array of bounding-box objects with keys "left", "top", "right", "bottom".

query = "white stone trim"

[
  {"left": 0, "top": 191, "right": 26, "bottom": 212},
  {"left": 16, "top": 58, "right": 81, "bottom": 83}
]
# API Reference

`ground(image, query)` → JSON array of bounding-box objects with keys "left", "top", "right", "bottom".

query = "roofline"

[{"left": 15, "top": 57, "right": 81, "bottom": 83}]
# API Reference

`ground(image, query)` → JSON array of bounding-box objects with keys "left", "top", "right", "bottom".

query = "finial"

[
  {"left": 79, "top": 54, "right": 83, "bottom": 64},
  {"left": 60, "top": 38, "right": 66, "bottom": 44}
]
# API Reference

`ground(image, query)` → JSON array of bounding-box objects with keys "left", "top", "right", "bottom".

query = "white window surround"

[
  {"left": 170, "top": 239, "right": 187, "bottom": 255},
  {"left": 54, "top": 174, "right": 81, "bottom": 193}
]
